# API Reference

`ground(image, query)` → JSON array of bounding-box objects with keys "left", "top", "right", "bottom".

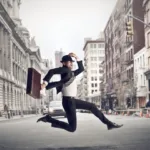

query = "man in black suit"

[{"left": 37, "top": 53, "right": 123, "bottom": 132}]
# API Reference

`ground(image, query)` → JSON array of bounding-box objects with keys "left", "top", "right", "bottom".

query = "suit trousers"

[{"left": 47, "top": 96, "right": 112, "bottom": 132}]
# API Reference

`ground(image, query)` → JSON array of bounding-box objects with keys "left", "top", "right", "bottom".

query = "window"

[
  {"left": 94, "top": 57, "right": 97, "bottom": 61},
  {"left": 149, "top": 80, "right": 150, "bottom": 91},
  {"left": 99, "top": 43, "right": 104, "bottom": 48},
  {"left": 126, "top": 35, "right": 133, "bottom": 43},
  {"left": 91, "top": 90, "right": 94, "bottom": 94},
  {"left": 99, "top": 76, "right": 101, "bottom": 80},
  {"left": 94, "top": 50, "right": 97, "bottom": 54},
  {"left": 0, "top": 50, "right": 1, "bottom": 68},
  {"left": 12, "top": 49, "right": 14, "bottom": 59},
  {"left": 129, "top": 51, "right": 131, "bottom": 60},
  {"left": 95, "top": 90, "right": 97, "bottom": 92},
  {"left": 143, "top": 55, "right": 145, "bottom": 67},
  {"left": 146, "top": 9, "right": 150, "bottom": 24},
  {"left": 99, "top": 57, "right": 104, "bottom": 61},
  {"left": 148, "top": 57, "right": 150, "bottom": 69},
  {"left": 99, "top": 69, "right": 103, "bottom": 74},
  {"left": 147, "top": 32, "right": 150, "bottom": 47},
  {"left": 91, "top": 83, "right": 94, "bottom": 87},
  {"left": 94, "top": 44, "right": 96, "bottom": 48},
  {"left": 120, "top": 48, "right": 122, "bottom": 54},
  {"left": 91, "top": 77, "right": 94, "bottom": 81},
  {"left": 131, "top": 49, "right": 133, "bottom": 59},
  {"left": 95, "top": 83, "right": 97, "bottom": 87},
  {"left": 95, "top": 77, "right": 97, "bottom": 81},
  {"left": 135, "top": 60, "right": 136, "bottom": 71},
  {"left": 90, "top": 44, "right": 93, "bottom": 48}
]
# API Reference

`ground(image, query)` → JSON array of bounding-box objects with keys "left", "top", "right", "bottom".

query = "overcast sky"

[{"left": 20, "top": 0, "right": 117, "bottom": 61}]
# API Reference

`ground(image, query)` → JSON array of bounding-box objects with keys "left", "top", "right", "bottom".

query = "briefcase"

[{"left": 26, "top": 68, "right": 41, "bottom": 99}]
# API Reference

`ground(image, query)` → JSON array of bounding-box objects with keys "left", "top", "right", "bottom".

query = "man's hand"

[
  {"left": 41, "top": 83, "right": 46, "bottom": 90},
  {"left": 69, "top": 53, "right": 79, "bottom": 61},
  {"left": 40, "top": 83, "right": 47, "bottom": 97}
]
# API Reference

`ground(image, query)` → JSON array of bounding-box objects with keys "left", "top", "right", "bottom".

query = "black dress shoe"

[
  {"left": 107, "top": 122, "right": 123, "bottom": 130},
  {"left": 37, "top": 115, "right": 51, "bottom": 123}
]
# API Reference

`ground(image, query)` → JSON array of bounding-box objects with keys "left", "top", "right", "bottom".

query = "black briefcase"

[{"left": 26, "top": 68, "right": 41, "bottom": 99}]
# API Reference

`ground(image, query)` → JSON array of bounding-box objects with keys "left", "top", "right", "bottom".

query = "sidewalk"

[{"left": 0, "top": 114, "right": 40, "bottom": 122}]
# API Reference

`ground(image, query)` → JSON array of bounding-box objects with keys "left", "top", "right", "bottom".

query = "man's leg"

[
  {"left": 37, "top": 97, "right": 77, "bottom": 132},
  {"left": 75, "top": 98, "right": 123, "bottom": 130}
]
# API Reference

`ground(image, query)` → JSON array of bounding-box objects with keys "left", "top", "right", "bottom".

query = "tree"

[{"left": 123, "top": 74, "right": 138, "bottom": 108}]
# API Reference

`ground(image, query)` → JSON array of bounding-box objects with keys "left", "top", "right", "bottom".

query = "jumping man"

[{"left": 37, "top": 53, "right": 123, "bottom": 132}]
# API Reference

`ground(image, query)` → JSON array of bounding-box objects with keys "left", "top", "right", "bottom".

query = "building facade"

[
  {"left": 104, "top": 0, "right": 145, "bottom": 109},
  {"left": 0, "top": 1, "right": 52, "bottom": 116},
  {"left": 77, "top": 77, "right": 84, "bottom": 100},
  {"left": 83, "top": 38, "right": 105, "bottom": 102},
  {"left": 134, "top": 47, "right": 148, "bottom": 108},
  {"left": 53, "top": 50, "right": 65, "bottom": 101},
  {"left": 41, "top": 59, "right": 53, "bottom": 106},
  {"left": 143, "top": 0, "right": 150, "bottom": 104},
  {"left": 55, "top": 50, "right": 65, "bottom": 68}
]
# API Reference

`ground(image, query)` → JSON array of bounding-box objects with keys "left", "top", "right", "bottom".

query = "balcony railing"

[
  {"left": 116, "top": 71, "right": 121, "bottom": 77},
  {"left": 124, "top": 59, "right": 133, "bottom": 66},
  {"left": 122, "top": 77, "right": 129, "bottom": 83},
  {"left": 113, "top": 19, "right": 119, "bottom": 31},
  {"left": 144, "top": 66, "right": 150, "bottom": 76},
  {"left": 125, "top": 40, "right": 133, "bottom": 48}
]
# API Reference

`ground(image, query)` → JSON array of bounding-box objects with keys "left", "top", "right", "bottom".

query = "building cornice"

[
  {"left": 0, "top": 2, "right": 28, "bottom": 53},
  {"left": 83, "top": 40, "right": 104, "bottom": 51}
]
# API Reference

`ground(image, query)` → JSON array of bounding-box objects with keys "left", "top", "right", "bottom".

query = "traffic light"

[{"left": 125, "top": 21, "right": 133, "bottom": 36}]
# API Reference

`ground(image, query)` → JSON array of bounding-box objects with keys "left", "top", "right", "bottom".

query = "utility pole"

[{"left": 128, "top": 15, "right": 150, "bottom": 28}]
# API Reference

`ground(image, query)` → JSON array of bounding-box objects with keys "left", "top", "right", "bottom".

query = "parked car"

[{"left": 43, "top": 101, "right": 66, "bottom": 117}]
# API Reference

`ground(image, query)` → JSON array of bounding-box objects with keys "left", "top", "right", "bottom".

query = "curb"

[
  {"left": 107, "top": 113, "right": 150, "bottom": 119},
  {"left": 0, "top": 115, "right": 40, "bottom": 123}
]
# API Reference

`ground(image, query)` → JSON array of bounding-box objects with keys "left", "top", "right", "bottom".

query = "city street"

[{"left": 0, "top": 113, "right": 150, "bottom": 150}]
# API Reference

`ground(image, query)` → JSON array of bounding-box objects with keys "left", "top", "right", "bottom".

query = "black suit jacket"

[{"left": 43, "top": 61, "right": 84, "bottom": 94}]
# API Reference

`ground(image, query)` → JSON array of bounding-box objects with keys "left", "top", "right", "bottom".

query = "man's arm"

[
  {"left": 74, "top": 61, "right": 84, "bottom": 76},
  {"left": 41, "top": 67, "right": 69, "bottom": 89},
  {"left": 69, "top": 53, "right": 84, "bottom": 76}
]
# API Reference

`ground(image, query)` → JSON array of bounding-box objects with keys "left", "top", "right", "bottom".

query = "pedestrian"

[
  {"left": 4, "top": 104, "right": 10, "bottom": 119},
  {"left": 37, "top": 53, "right": 123, "bottom": 132}
]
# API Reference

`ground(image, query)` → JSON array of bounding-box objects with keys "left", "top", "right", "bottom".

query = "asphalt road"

[{"left": 0, "top": 113, "right": 150, "bottom": 150}]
